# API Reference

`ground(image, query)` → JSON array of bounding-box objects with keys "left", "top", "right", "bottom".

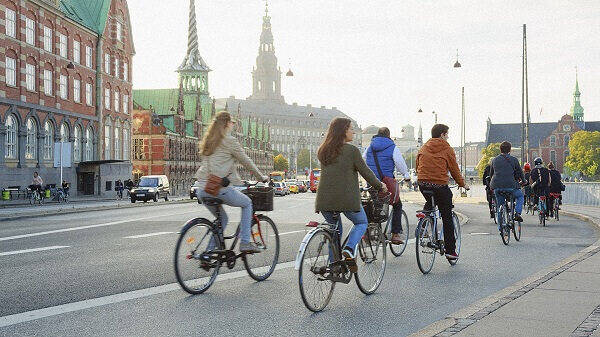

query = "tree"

[
  {"left": 296, "top": 148, "right": 316, "bottom": 172},
  {"left": 476, "top": 142, "right": 501, "bottom": 178},
  {"left": 565, "top": 131, "right": 600, "bottom": 177},
  {"left": 403, "top": 149, "right": 416, "bottom": 171},
  {"left": 273, "top": 153, "right": 289, "bottom": 171}
]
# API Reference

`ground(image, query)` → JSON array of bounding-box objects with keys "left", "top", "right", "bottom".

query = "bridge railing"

[{"left": 463, "top": 182, "right": 600, "bottom": 206}]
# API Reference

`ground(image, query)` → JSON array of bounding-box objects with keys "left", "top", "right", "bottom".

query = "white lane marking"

[
  {"left": 274, "top": 230, "right": 306, "bottom": 236},
  {"left": 123, "top": 232, "right": 174, "bottom": 239},
  {"left": 0, "top": 246, "right": 70, "bottom": 257},
  {"left": 470, "top": 233, "right": 491, "bottom": 235},
  {"left": 0, "top": 260, "right": 296, "bottom": 328},
  {"left": 0, "top": 211, "right": 197, "bottom": 242}
]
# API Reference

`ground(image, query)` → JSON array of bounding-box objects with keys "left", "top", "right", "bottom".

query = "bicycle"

[
  {"left": 296, "top": 188, "right": 387, "bottom": 312},
  {"left": 490, "top": 192, "right": 497, "bottom": 224},
  {"left": 28, "top": 187, "right": 43, "bottom": 205},
  {"left": 174, "top": 185, "right": 280, "bottom": 294},
  {"left": 525, "top": 193, "right": 535, "bottom": 215},
  {"left": 496, "top": 191, "right": 521, "bottom": 245},
  {"left": 549, "top": 193, "right": 561, "bottom": 221},
  {"left": 363, "top": 189, "right": 409, "bottom": 257},
  {"left": 57, "top": 188, "right": 69, "bottom": 203},
  {"left": 414, "top": 186, "right": 461, "bottom": 274},
  {"left": 538, "top": 195, "right": 547, "bottom": 226},
  {"left": 116, "top": 187, "right": 124, "bottom": 200}
]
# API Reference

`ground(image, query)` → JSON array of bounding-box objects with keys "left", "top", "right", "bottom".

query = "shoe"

[
  {"left": 342, "top": 247, "right": 357, "bottom": 273},
  {"left": 240, "top": 242, "right": 261, "bottom": 254},
  {"left": 445, "top": 252, "right": 459, "bottom": 260},
  {"left": 490, "top": 212, "right": 495, "bottom": 219},
  {"left": 391, "top": 233, "right": 404, "bottom": 245},
  {"left": 342, "top": 247, "right": 355, "bottom": 259},
  {"left": 514, "top": 213, "right": 523, "bottom": 222}
]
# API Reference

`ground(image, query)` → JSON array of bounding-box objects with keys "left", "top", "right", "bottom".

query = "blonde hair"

[{"left": 200, "top": 111, "right": 232, "bottom": 156}]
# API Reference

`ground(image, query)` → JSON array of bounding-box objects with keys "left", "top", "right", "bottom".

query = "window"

[
  {"left": 85, "top": 46, "right": 92, "bottom": 68},
  {"left": 85, "top": 127, "right": 93, "bottom": 161},
  {"left": 59, "top": 34, "right": 67, "bottom": 58},
  {"left": 104, "top": 53, "right": 110, "bottom": 74},
  {"left": 104, "top": 122, "right": 112, "bottom": 160},
  {"left": 85, "top": 83, "right": 93, "bottom": 105},
  {"left": 73, "top": 126, "right": 81, "bottom": 162},
  {"left": 60, "top": 123, "right": 69, "bottom": 142},
  {"left": 122, "top": 126, "right": 130, "bottom": 160},
  {"left": 43, "top": 26, "right": 52, "bottom": 52},
  {"left": 60, "top": 75, "right": 68, "bottom": 99},
  {"left": 114, "top": 58, "right": 119, "bottom": 79},
  {"left": 133, "top": 138, "right": 144, "bottom": 159},
  {"left": 26, "top": 118, "right": 37, "bottom": 160},
  {"left": 26, "top": 64, "right": 35, "bottom": 91},
  {"left": 276, "top": 129, "right": 280, "bottom": 135},
  {"left": 123, "top": 62, "right": 128, "bottom": 82},
  {"left": 123, "top": 94, "right": 129, "bottom": 114},
  {"left": 44, "top": 121, "right": 54, "bottom": 160},
  {"left": 5, "top": 57, "right": 16, "bottom": 86},
  {"left": 114, "top": 123, "right": 121, "bottom": 160},
  {"left": 550, "top": 136, "right": 556, "bottom": 147},
  {"left": 73, "top": 79, "right": 81, "bottom": 103},
  {"left": 5, "top": 115, "right": 18, "bottom": 159},
  {"left": 25, "top": 17, "right": 35, "bottom": 45},
  {"left": 114, "top": 92, "right": 120, "bottom": 112},
  {"left": 43, "top": 69, "right": 53, "bottom": 96},
  {"left": 104, "top": 88, "right": 111, "bottom": 109},
  {"left": 564, "top": 135, "right": 569, "bottom": 147},
  {"left": 5, "top": 8, "right": 16, "bottom": 38},
  {"left": 532, "top": 151, "right": 538, "bottom": 159},
  {"left": 550, "top": 150, "right": 556, "bottom": 164},
  {"left": 117, "top": 21, "right": 123, "bottom": 41},
  {"left": 73, "top": 40, "right": 80, "bottom": 64},
  {"left": 564, "top": 151, "right": 570, "bottom": 162}
]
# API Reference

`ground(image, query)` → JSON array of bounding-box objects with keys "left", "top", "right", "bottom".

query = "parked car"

[
  {"left": 272, "top": 182, "right": 285, "bottom": 196},
  {"left": 281, "top": 182, "right": 290, "bottom": 195},
  {"left": 131, "top": 175, "right": 170, "bottom": 203},
  {"left": 296, "top": 181, "right": 307, "bottom": 193},
  {"left": 289, "top": 183, "right": 299, "bottom": 194},
  {"left": 190, "top": 181, "right": 200, "bottom": 199}
]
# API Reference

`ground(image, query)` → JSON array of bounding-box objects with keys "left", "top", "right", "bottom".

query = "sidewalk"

[{"left": 405, "top": 192, "right": 600, "bottom": 337}]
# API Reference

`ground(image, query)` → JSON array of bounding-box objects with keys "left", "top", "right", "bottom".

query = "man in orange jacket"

[{"left": 416, "top": 124, "right": 469, "bottom": 259}]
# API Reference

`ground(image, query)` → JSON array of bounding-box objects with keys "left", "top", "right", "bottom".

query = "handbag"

[
  {"left": 372, "top": 150, "right": 400, "bottom": 205},
  {"left": 204, "top": 174, "right": 222, "bottom": 196},
  {"left": 560, "top": 183, "right": 566, "bottom": 191}
]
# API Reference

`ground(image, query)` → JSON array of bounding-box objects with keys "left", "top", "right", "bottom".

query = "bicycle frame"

[{"left": 416, "top": 207, "right": 445, "bottom": 254}]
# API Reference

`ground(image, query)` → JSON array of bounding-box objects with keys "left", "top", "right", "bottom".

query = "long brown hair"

[
  {"left": 318, "top": 117, "right": 352, "bottom": 165},
  {"left": 200, "top": 111, "right": 232, "bottom": 156}
]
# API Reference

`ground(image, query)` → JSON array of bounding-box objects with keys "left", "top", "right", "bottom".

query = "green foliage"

[
  {"left": 476, "top": 143, "right": 501, "bottom": 177},
  {"left": 273, "top": 154, "right": 289, "bottom": 171},
  {"left": 296, "top": 148, "right": 316, "bottom": 172},
  {"left": 403, "top": 149, "right": 416, "bottom": 170},
  {"left": 565, "top": 131, "right": 600, "bottom": 177}
]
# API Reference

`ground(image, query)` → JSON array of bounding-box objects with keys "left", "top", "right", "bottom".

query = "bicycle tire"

[
  {"left": 39, "top": 193, "right": 43, "bottom": 204},
  {"left": 355, "top": 223, "right": 386, "bottom": 294},
  {"left": 389, "top": 209, "right": 409, "bottom": 257},
  {"left": 492, "top": 199, "right": 497, "bottom": 224},
  {"left": 513, "top": 217, "right": 522, "bottom": 241},
  {"left": 243, "top": 215, "right": 280, "bottom": 281},
  {"left": 174, "top": 218, "right": 221, "bottom": 294},
  {"left": 298, "top": 229, "right": 336, "bottom": 312},
  {"left": 554, "top": 200, "right": 559, "bottom": 221},
  {"left": 500, "top": 205, "right": 510, "bottom": 245},
  {"left": 448, "top": 212, "right": 461, "bottom": 266},
  {"left": 29, "top": 193, "right": 34, "bottom": 205},
  {"left": 415, "top": 217, "right": 435, "bottom": 274}
]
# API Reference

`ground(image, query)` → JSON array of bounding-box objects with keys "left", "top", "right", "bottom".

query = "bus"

[
  {"left": 309, "top": 168, "right": 321, "bottom": 193},
  {"left": 269, "top": 171, "right": 285, "bottom": 182}
]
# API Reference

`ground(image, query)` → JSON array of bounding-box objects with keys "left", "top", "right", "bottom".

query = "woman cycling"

[
  {"left": 194, "top": 111, "right": 269, "bottom": 254},
  {"left": 315, "top": 117, "right": 387, "bottom": 269}
]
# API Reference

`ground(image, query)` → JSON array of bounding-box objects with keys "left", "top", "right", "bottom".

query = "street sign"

[{"left": 53, "top": 142, "right": 72, "bottom": 168}]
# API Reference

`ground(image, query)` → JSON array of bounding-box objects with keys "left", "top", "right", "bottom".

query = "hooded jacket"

[
  {"left": 416, "top": 138, "right": 464, "bottom": 186},
  {"left": 365, "top": 135, "right": 396, "bottom": 179}
]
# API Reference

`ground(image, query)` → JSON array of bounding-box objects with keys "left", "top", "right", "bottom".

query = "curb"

[{"left": 408, "top": 209, "right": 600, "bottom": 337}]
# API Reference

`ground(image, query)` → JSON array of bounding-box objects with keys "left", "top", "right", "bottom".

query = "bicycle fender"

[
  {"left": 294, "top": 227, "right": 321, "bottom": 271},
  {"left": 177, "top": 217, "right": 212, "bottom": 234}
]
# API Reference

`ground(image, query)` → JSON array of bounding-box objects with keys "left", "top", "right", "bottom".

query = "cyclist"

[
  {"left": 547, "top": 162, "right": 562, "bottom": 217},
  {"left": 194, "top": 111, "right": 269, "bottom": 254},
  {"left": 316, "top": 117, "right": 386, "bottom": 269},
  {"left": 522, "top": 163, "right": 533, "bottom": 209},
  {"left": 30, "top": 172, "right": 44, "bottom": 197},
  {"left": 483, "top": 158, "right": 494, "bottom": 218},
  {"left": 61, "top": 179, "right": 70, "bottom": 198},
  {"left": 415, "top": 124, "right": 469, "bottom": 260},
  {"left": 116, "top": 179, "right": 125, "bottom": 199},
  {"left": 363, "top": 126, "right": 410, "bottom": 245},
  {"left": 529, "top": 157, "right": 551, "bottom": 215},
  {"left": 489, "top": 141, "right": 525, "bottom": 226}
]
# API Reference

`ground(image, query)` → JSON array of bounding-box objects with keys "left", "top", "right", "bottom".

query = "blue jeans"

[
  {"left": 321, "top": 206, "right": 368, "bottom": 253},
  {"left": 494, "top": 188, "right": 524, "bottom": 225},
  {"left": 197, "top": 184, "right": 253, "bottom": 244}
]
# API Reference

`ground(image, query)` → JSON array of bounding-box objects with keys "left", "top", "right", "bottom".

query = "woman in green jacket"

[{"left": 316, "top": 117, "right": 386, "bottom": 265}]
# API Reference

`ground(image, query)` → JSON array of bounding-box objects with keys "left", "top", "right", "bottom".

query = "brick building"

[{"left": 0, "top": 0, "right": 134, "bottom": 195}]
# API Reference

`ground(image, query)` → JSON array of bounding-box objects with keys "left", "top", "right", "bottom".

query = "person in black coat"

[
  {"left": 483, "top": 159, "right": 494, "bottom": 218},
  {"left": 547, "top": 162, "right": 562, "bottom": 217}
]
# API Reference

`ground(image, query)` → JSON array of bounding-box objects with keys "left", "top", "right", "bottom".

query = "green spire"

[{"left": 570, "top": 67, "right": 584, "bottom": 121}]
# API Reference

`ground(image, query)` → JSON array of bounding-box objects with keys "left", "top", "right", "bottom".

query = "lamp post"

[
  {"left": 453, "top": 49, "right": 466, "bottom": 180},
  {"left": 432, "top": 111, "right": 437, "bottom": 124}
]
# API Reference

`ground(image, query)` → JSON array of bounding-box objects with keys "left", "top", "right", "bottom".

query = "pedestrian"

[
  {"left": 316, "top": 117, "right": 386, "bottom": 270},
  {"left": 489, "top": 141, "right": 525, "bottom": 225},
  {"left": 194, "top": 111, "right": 269, "bottom": 253},
  {"left": 363, "top": 127, "right": 411, "bottom": 244},
  {"left": 547, "top": 162, "right": 562, "bottom": 217}
]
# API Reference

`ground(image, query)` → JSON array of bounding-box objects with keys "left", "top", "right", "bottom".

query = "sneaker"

[
  {"left": 391, "top": 233, "right": 404, "bottom": 245},
  {"left": 445, "top": 252, "right": 459, "bottom": 260},
  {"left": 240, "top": 242, "right": 261, "bottom": 254},
  {"left": 342, "top": 247, "right": 357, "bottom": 273},
  {"left": 514, "top": 213, "right": 523, "bottom": 222}
]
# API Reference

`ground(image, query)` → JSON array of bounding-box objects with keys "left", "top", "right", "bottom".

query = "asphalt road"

[{"left": 0, "top": 192, "right": 597, "bottom": 336}]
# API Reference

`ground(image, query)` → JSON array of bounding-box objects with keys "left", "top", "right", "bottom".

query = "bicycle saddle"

[
  {"left": 498, "top": 191, "right": 513, "bottom": 197},
  {"left": 201, "top": 197, "right": 224, "bottom": 206}
]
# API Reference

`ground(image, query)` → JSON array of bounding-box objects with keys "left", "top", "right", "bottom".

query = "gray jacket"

[
  {"left": 194, "top": 135, "right": 264, "bottom": 185},
  {"left": 490, "top": 153, "right": 524, "bottom": 190}
]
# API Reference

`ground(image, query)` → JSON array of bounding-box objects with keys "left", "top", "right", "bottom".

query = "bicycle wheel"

[
  {"left": 500, "top": 205, "right": 510, "bottom": 245},
  {"left": 39, "top": 193, "right": 43, "bottom": 204},
  {"left": 448, "top": 213, "right": 461, "bottom": 266},
  {"left": 174, "top": 218, "right": 221, "bottom": 294},
  {"left": 298, "top": 229, "right": 336, "bottom": 312},
  {"left": 554, "top": 200, "right": 559, "bottom": 221},
  {"left": 492, "top": 199, "right": 497, "bottom": 224},
  {"left": 243, "top": 215, "right": 280, "bottom": 281},
  {"left": 389, "top": 210, "right": 409, "bottom": 257},
  {"left": 513, "top": 216, "right": 521, "bottom": 241},
  {"left": 415, "top": 217, "right": 435, "bottom": 274},
  {"left": 29, "top": 192, "right": 34, "bottom": 205},
  {"left": 355, "top": 223, "right": 386, "bottom": 294}
]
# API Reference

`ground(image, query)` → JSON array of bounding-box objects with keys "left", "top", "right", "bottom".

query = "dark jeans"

[
  {"left": 419, "top": 184, "right": 456, "bottom": 254},
  {"left": 391, "top": 200, "right": 404, "bottom": 234},
  {"left": 486, "top": 187, "right": 494, "bottom": 213}
]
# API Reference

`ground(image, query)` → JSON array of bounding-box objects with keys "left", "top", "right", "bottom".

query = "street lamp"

[
  {"left": 454, "top": 50, "right": 466, "bottom": 181},
  {"left": 432, "top": 111, "right": 437, "bottom": 124}
]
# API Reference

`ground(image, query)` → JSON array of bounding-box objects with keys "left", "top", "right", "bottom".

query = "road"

[{"left": 0, "top": 192, "right": 597, "bottom": 336}]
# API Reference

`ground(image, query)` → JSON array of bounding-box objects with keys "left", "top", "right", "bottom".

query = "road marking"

[
  {"left": 275, "top": 230, "right": 306, "bottom": 236},
  {"left": 0, "top": 260, "right": 295, "bottom": 328},
  {"left": 0, "top": 246, "right": 70, "bottom": 257},
  {"left": 470, "top": 232, "right": 491, "bottom": 235},
  {"left": 0, "top": 211, "right": 197, "bottom": 242},
  {"left": 123, "top": 232, "right": 174, "bottom": 239}
]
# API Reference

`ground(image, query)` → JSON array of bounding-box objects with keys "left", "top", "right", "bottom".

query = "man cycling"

[
  {"left": 529, "top": 157, "right": 551, "bottom": 215},
  {"left": 489, "top": 141, "right": 525, "bottom": 226},
  {"left": 547, "top": 162, "right": 562, "bottom": 217},
  {"left": 30, "top": 172, "right": 44, "bottom": 196},
  {"left": 416, "top": 124, "right": 469, "bottom": 260}
]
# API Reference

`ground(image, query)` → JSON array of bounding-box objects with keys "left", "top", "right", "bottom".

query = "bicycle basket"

[
  {"left": 244, "top": 187, "right": 274, "bottom": 211},
  {"left": 362, "top": 192, "right": 391, "bottom": 223}
]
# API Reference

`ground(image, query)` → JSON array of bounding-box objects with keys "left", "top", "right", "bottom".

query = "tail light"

[
  {"left": 416, "top": 212, "right": 426, "bottom": 219},
  {"left": 305, "top": 221, "right": 319, "bottom": 227}
]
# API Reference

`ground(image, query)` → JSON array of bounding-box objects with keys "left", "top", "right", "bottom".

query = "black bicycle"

[
  {"left": 496, "top": 191, "right": 521, "bottom": 245},
  {"left": 174, "top": 186, "right": 280, "bottom": 294},
  {"left": 362, "top": 189, "right": 409, "bottom": 257}
]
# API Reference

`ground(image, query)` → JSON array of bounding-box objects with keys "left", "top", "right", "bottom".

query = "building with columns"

[{"left": 0, "top": 0, "right": 134, "bottom": 195}]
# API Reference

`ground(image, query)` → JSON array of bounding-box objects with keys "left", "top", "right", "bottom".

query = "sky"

[{"left": 128, "top": 0, "right": 600, "bottom": 147}]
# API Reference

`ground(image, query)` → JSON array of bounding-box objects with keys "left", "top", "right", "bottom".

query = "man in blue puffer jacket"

[{"left": 363, "top": 127, "right": 411, "bottom": 244}]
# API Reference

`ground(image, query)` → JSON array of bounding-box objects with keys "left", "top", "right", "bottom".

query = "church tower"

[
  {"left": 570, "top": 68, "right": 584, "bottom": 122},
  {"left": 248, "top": 1, "right": 285, "bottom": 104}
]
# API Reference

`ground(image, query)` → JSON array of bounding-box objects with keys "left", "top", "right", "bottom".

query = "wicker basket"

[
  {"left": 244, "top": 187, "right": 274, "bottom": 211},
  {"left": 362, "top": 192, "right": 391, "bottom": 224}
]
